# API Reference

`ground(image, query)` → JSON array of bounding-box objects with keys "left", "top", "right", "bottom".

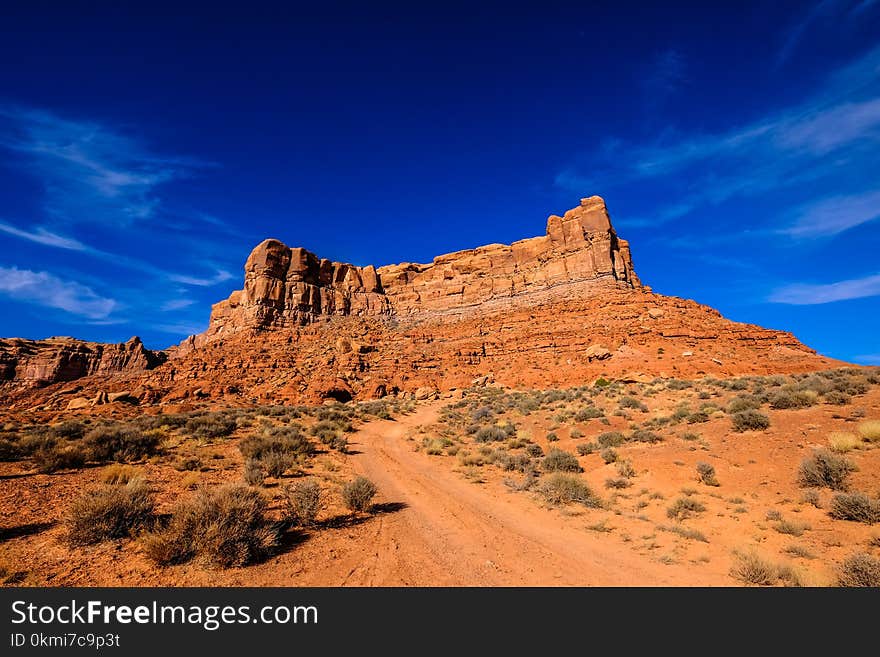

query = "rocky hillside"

[{"left": 0, "top": 197, "right": 845, "bottom": 411}]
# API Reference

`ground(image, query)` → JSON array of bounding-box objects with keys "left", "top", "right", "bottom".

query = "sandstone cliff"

[
  {"left": 0, "top": 336, "right": 165, "bottom": 388},
  {"left": 200, "top": 197, "right": 639, "bottom": 342},
  {"left": 0, "top": 196, "right": 846, "bottom": 410}
]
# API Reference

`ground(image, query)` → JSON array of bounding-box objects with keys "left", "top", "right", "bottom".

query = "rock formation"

[
  {"left": 200, "top": 197, "right": 639, "bottom": 342},
  {"left": 0, "top": 196, "right": 848, "bottom": 410},
  {"left": 0, "top": 336, "right": 165, "bottom": 387}
]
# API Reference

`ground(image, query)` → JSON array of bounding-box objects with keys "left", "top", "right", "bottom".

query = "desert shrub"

[
  {"left": 474, "top": 426, "right": 507, "bottom": 443},
  {"left": 828, "top": 432, "right": 861, "bottom": 453},
  {"left": 243, "top": 458, "right": 265, "bottom": 486},
  {"left": 32, "top": 443, "right": 87, "bottom": 473},
  {"left": 542, "top": 448, "right": 581, "bottom": 472},
  {"left": 829, "top": 492, "right": 880, "bottom": 524},
  {"left": 239, "top": 427, "right": 313, "bottom": 460},
  {"left": 284, "top": 479, "right": 321, "bottom": 526},
  {"left": 798, "top": 449, "right": 856, "bottom": 490},
  {"left": 631, "top": 429, "right": 662, "bottom": 443},
  {"left": 526, "top": 443, "right": 544, "bottom": 458},
  {"left": 681, "top": 432, "right": 701, "bottom": 442},
  {"left": 832, "top": 377, "right": 869, "bottom": 396},
  {"left": 329, "top": 435, "right": 349, "bottom": 453},
  {"left": 143, "top": 485, "right": 277, "bottom": 567},
  {"left": 823, "top": 391, "right": 851, "bottom": 406},
  {"left": 727, "top": 395, "right": 762, "bottom": 414},
  {"left": 546, "top": 432, "right": 559, "bottom": 442},
  {"left": 260, "top": 451, "right": 295, "bottom": 478},
  {"left": 619, "top": 396, "right": 648, "bottom": 412},
  {"left": 774, "top": 519, "right": 808, "bottom": 536},
  {"left": 185, "top": 413, "right": 237, "bottom": 440},
  {"left": 731, "top": 410, "right": 770, "bottom": 432},
  {"left": 495, "top": 452, "right": 532, "bottom": 472},
  {"left": 667, "top": 497, "right": 706, "bottom": 520},
  {"left": 837, "top": 554, "right": 880, "bottom": 587},
  {"left": 730, "top": 553, "right": 781, "bottom": 586},
  {"left": 174, "top": 456, "right": 203, "bottom": 471},
  {"left": 52, "top": 420, "right": 86, "bottom": 440},
  {"left": 616, "top": 459, "right": 636, "bottom": 478},
  {"left": 470, "top": 407, "right": 494, "bottom": 422},
  {"left": 342, "top": 476, "right": 378, "bottom": 513},
  {"left": 858, "top": 420, "right": 880, "bottom": 442},
  {"left": 84, "top": 425, "right": 159, "bottom": 462},
  {"left": 800, "top": 488, "right": 822, "bottom": 508},
  {"left": 575, "top": 407, "right": 604, "bottom": 421},
  {"left": 769, "top": 389, "right": 816, "bottom": 410},
  {"left": 66, "top": 479, "right": 155, "bottom": 546},
  {"left": 600, "top": 447, "right": 618, "bottom": 464},
  {"left": 660, "top": 524, "right": 708, "bottom": 542},
  {"left": 605, "top": 477, "right": 631, "bottom": 489},
  {"left": 538, "top": 473, "right": 600, "bottom": 507},
  {"left": 576, "top": 442, "right": 596, "bottom": 456},
  {"left": 696, "top": 462, "right": 719, "bottom": 486},
  {"left": 596, "top": 431, "right": 625, "bottom": 448},
  {"left": 686, "top": 412, "right": 710, "bottom": 424},
  {"left": 101, "top": 464, "right": 141, "bottom": 485},
  {"left": 570, "top": 428, "right": 584, "bottom": 439}
]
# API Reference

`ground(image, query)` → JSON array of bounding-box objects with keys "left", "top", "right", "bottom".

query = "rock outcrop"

[
  {"left": 0, "top": 336, "right": 165, "bottom": 388},
  {"left": 200, "top": 196, "right": 639, "bottom": 341},
  {"left": 0, "top": 195, "right": 848, "bottom": 410}
]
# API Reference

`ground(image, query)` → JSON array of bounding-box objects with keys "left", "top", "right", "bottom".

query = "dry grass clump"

[
  {"left": 542, "top": 448, "right": 582, "bottom": 472},
  {"left": 696, "top": 462, "right": 719, "bottom": 486},
  {"left": 285, "top": 479, "right": 322, "bottom": 526},
  {"left": 537, "top": 473, "right": 601, "bottom": 507},
  {"left": 341, "top": 476, "right": 377, "bottom": 513},
  {"left": 32, "top": 443, "right": 87, "bottom": 473},
  {"left": 857, "top": 420, "right": 880, "bottom": 442},
  {"left": 837, "top": 553, "right": 880, "bottom": 587},
  {"left": 731, "top": 410, "right": 770, "bottom": 432},
  {"left": 66, "top": 479, "right": 154, "bottom": 546},
  {"left": 667, "top": 497, "right": 706, "bottom": 520},
  {"left": 797, "top": 449, "right": 857, "bottom": 490},
  {"left": 84, "top": 425, "right": 160, "bottom": 462},
  {"left": 143, "top": 484, "right": 278, "bottom": 568},
  {"left": 730, "top": 552, "right": 805, "bottom": 587},
  {"left": 100, "top": 464, "right": 141, "bottom": 485},
  {"left": 827, "top": 432, "right": 861, "bottom": 453},
  {"left": 829, "top": 492, "right": 880, "bottom": 524}
]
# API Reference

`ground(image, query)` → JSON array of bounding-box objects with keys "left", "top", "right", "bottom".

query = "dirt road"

[{"left": 345, "top": 402, "right": 724, "bottom": 586}]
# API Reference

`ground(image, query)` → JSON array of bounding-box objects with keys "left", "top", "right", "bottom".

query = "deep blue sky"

[{"left": 0, "top": 1, "right": 879, "bottom": 363}]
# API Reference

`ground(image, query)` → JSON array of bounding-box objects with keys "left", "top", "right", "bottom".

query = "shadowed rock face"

[
  {"left": 0, "top": 336, "right": 165, "bottom": 387},
  {"left": 203, "top": 196, "right": 640, "bottom": 339}
]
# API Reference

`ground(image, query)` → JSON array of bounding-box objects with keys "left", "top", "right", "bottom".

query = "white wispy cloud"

[
  {"left": 0, "top": 221, "right": 86, "bottom": 250},
  {"left": 784, "top": 189, "right": 880, "bottom": 237},
  {"left": 152, "top": 321, "right": 207, "bottom": 336},
  {"left": 160, "top": 298, "right": 196, "bottom": 312},
  {"left": 776, "top": 0, "right": 844, "bottom": 66},
  {"left": 0, "top": 105, "right": 208, "bottom": 227},
  {"left": 854, "top": 353, "right": 880, "bottom": 365},
  {"left": 168, "top": 269, "right": 234, "bottom": 287},
  {"left": 556, "top": 45, "right": 880, "bottom": 235},
  {"left": 0, "top": 266, "right": 116, "bottom": 318},
  {"left": 769, "top": 272, "right": 880, "bottom": 304}
]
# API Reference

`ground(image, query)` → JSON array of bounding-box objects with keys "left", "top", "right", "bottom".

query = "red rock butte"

[
  {"left": 0, "top": 196, "right": 847, "bottom": 410},
  {"left": 199, "top": 196, "right": 640, "bottom": 343}
]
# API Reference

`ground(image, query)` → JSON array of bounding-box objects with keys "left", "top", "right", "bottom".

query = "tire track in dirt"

[{"left": 349, "top": 403, "right": 722, "bottom": 586}]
